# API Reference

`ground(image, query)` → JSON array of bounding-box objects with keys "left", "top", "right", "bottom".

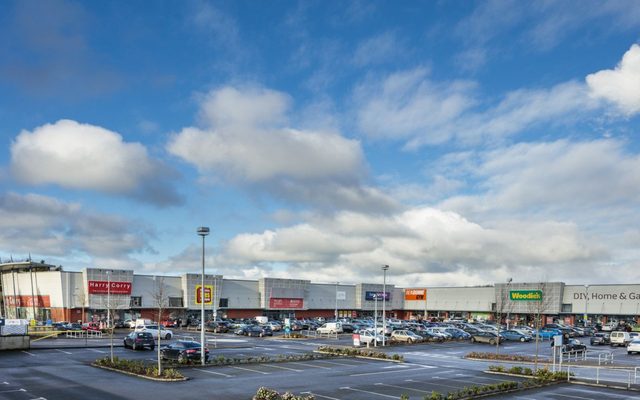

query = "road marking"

[
  {"left": 554, "top": 394, "right": 593, "bottom": 400},
  {"left": 55, "top": 349, "right": 72, "bottom": 355},
  {"left": 313, "top": 360, "right": 358, "bottom": 367},
  {"left": 1, "top": 382, "right": 8, "bottom": 385},
  {"left": 300, "top": 392, "right": 340, "bottom": 400},
  {"left": 30, "top": 397, "right": 47, "bottom": 400},
  {"left": 230, "top": 366, "right": 270, "bottom": 375},
  {"left": 22, "top": 351, "right": 35, "bottom": 356},
  {"left": 194, "top": 368, "right": 233, "bottom": 378},
  {"left": 375, "top": 382, "right": 431, "bottom": 394},
  {"left": 262, "top": 364, "right": 303, "bottom": 372},
  {"left": 291, "top": 362, "right": 331, "bottom": 370},
  {"left": 445, "top": 351, "right": 463, "bottom": 354},
  {"left": 0, "top": 389, "right": 26, "bottom": 394},
  {"left": 350, "top": 367, "right": 426, "bottom": 377},
  {"left": 382, "top": 364, "right": 409, "bottom": 369},
  {"left": 255, "top": 346, "right": 275, "bottom": 351},
  {"left": 87, "top": 349, "right": 106, "bottom": 353},
  {"left": 340, "top": 387, "right": 397, "bottom": 398}
]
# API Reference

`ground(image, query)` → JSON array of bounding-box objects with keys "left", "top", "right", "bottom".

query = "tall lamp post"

[
  {"left": 373, "top": 294, "right": 378, "bottom": 347},
  {"left": 106, "top": 270, "right": 114, "bottom": 362},
  {"left": 382, "top": 265, "right": 389, "bottom": 346},
  {"left": 334, "top": 282, "right": 339, "bottom": 321},
  {"left": 197, "top": 226, "right": 210, "bottom": 366},
  {"left": 584, "top": 284, "right": 589, "bottom": 326}
]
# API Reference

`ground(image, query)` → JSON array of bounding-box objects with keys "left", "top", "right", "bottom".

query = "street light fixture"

[
  {"left": 382, "top": 265, "right": 389, "bottom": 346},
  {"left": 197, "top": 226, "right": 210, "bottom": 366},
  {"left": 584, "top": 284, "right": 589, "bottom": 326}
]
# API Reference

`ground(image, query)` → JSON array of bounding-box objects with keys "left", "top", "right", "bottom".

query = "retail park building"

[{"left": 1, "top": 261, "right": 639, "bottom": 326}]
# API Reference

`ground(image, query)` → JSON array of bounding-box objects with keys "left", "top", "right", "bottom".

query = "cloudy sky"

[{"left": 1, "top": 0, "right": 640, "bottom": 287}]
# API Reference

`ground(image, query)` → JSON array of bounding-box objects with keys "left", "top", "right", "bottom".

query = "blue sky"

[{"left": 1, "top": 0, "right": 640, "bottom": 287}]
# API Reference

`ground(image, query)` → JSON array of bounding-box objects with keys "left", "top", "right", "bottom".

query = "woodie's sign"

[{"left": 509, "top": 290, "right": 543, "bottom": 301}]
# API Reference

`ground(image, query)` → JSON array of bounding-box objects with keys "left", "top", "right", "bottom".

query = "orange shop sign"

[{"left": 405, "top": 289, "right": 426, "bottom": 301}]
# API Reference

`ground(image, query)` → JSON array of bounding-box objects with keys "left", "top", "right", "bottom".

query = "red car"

[
  {"left": 82, "top": 322, "right": 102, "bottom": 332},
  {"left": 161, "top": 320, "right": 178, "bottom": 328}
]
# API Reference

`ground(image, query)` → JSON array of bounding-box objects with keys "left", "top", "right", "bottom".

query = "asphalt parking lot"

[{"left": 2, "top": 330, "right": 639, "bottom": 400}]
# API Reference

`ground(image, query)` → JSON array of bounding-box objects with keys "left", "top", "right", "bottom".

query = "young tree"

[
  {"left": 527, "top": 282, "right": 554, "bottom": 370},
  {"left": 150, "top": 277, "right": 169, "bottom": 376},
  {"left": 494, "top": 281, "right": 514, "bottom": 355}
]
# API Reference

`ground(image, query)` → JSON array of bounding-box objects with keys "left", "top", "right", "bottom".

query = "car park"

[
  {"left": 135, "top": 324, "right": 173, "bottom": 340},
  {"left": 627, "top": 339, "right": 640, "bottom": 354},
  {"left": 590, "top": 332, "right": 611, "bottom": 345},
  {"left": 534, "top": 328, "right": 562, "bottom": 340},
  {"left": 470, "top": 331, "right": 502, "bottom": 345},
  {"left": 123, "top": 331, "right": 155, "bottom": 350},
  {"left": 390, "top": 329, "right": 423, "bottom": 343},
  {"left": 160, "top": 340, "right": 209, "bottom": 363}
]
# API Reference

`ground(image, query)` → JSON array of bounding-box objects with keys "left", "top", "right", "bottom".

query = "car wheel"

[
  {"left": 123, "top": 342, "right": 129, "bottom": 349},
  {"left": 471, "top": 337, "right": 476, "bottom": 343},
  {"left": 407, "top": 338, "right": 413, "bottom": 344},
  {"left": 150, "top": 345, "right": 155, "bottom": 351},
  {"left": 520, "top": 337, "right": 526, "bottom": 342},
  {"left": 628, "top": 351, "right": 631, "bottom": 355},
  {"left": 165, "top": 333, "right": 172, "bottom": 340},
  {"left": 132, "top": 342, "right": 137, "bottom": 350},
  {"left": 259, "top": 333, "right": 263, "bottom": 337},
  {"left": 178, "top": 354, "right": 185, "bottom": 363},
  {"left": 489, "top": 339, "right": 496, "bottom": 345}
]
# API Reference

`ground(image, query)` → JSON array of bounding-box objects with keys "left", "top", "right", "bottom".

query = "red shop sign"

[
  {"left": 88, "top": 280, "right": 132, "bottom": 295},
  {"left": 269, "top": 298, "right": 303, "bottom": 309}
]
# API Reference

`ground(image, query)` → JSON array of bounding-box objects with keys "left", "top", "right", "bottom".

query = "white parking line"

[
  {"left": 22, "top": 351, "right": 35, "bottom": 356},
  {"left": 194, "top": 368, "right": 233, "bottom": 378},
  {"left": 290, "top": 362, "right": 331, "bottom": 370},
  {"left": 230, "top": 366, "right": 270, "bottom": 375},
  {"left": 87, "top": 349, "right": 106, "bottom": 353},
  {"left": 300, "top": 391, "right": 340, "bottom": 400},
  {"left": 55, "top": 349, "right": 72, "bottom": 355},
  {"left": 554, "top": 394, "right": 592, "bottom": 400},
  {"left": 340, "top": 387, "right": 397, "bottom": 398},
  {"left": 0, "top": 389, "right": 26, "bottom": 394},
  {"left": 313, "top": 360, "right": 359, "bottom": 367},
  {"left": 350, "top": 368, "right": 424, "bottom": 377},
  {"left": 262, "top": 364, "right": 303, "bottom": 372},
  {"left": 374, "top": 382, "right": 430, "bottom": 394}
]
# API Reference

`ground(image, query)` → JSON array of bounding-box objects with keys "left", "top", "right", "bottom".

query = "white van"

[
  {"left": 254, "top": 316, "right": 268, "bottom": 324},
  {"left": 316, "top": 322, "right": 343, "bottom": 334},
  {"left": 610, "top": 331, "right": 632, "bottom": 347}
]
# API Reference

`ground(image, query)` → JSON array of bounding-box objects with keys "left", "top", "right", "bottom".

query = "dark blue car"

[{"left": 501, "top": 329, "right": 532, "bottom": 342}]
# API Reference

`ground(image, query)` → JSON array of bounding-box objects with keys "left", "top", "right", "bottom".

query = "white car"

[
  {"left": 627, "top": 339, "right": 640, "bottom": 354},
  {"left": 358, "top": 330, "right": 384, "bottom": 345},
  {"left": 135, "top": 324, "right": 173, "bottom": 340}
]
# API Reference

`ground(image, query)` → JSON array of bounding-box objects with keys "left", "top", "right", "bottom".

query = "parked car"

[
  {"left": 627, "top": 339, "right": 640, "bottom": 355},
  {"left": 610, "top": 331, "right": 632, "bottom": 347},
  {"left": 135, "top": 324, "right": 173, "bottom": 340},
  {"left": 534, "top": 328, "right": 562, "bottom": 340},
  {"left": 501, "top": 329, "right": 532, "bottom": 342},
  {"left": 470, "top": 331, "right": 502, "bottom": 345},
  {"left": 123, "top": 331, "right": 155, "bottom": 350},
  {"left": 390, "top": 330, "right": 423, "bottom": 343},
  {"left": 160, "top": 340, "right": 209, "bottom": 363},
  {"left": 205, "top": 321, "right": 229, "bottom": 333},
  {"left": 316, "top": 322, "right": 343, "bottom": 334},
  {"left": 358, "top": 330, "right": 384, "bottom": 346},
  {"left": 258, "top": 325, "right": 273, "bottom": 336},
  {"left": 235, "top": 325, "right": 263, "bottom": 337},
  {"left": 562, "top": 339, "right": 587, "bottom": 353},
  {"left": 590, "top": 332, "right": 611, "bottom": 345},
  {"left": 82, "top": 322, "right": 103, "bottom": 332}
]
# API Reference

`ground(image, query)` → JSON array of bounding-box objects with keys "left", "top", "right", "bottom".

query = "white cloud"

[
  {"left": 218, "top": 207, "right": 600, "bottom": 286},
  {"left": 0, "top": 192, "right": 149, "bottom": 259},
  {"left": 354, "top": 68, "right": 593, "bottom": 148},
  {"left": 587, "top": 44, "right": 640, "bottom": 115},
  {"left": 11, "top": 119, "right": 182, "bottom": 206},
  {"left": 168, "top": 86, "right": 396, "bottom": 212},
  {"left": 354, "top": 68, "right": 477, "bottom": 145}
]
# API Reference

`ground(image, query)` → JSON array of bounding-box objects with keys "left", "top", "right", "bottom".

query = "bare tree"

[
  {"left": 150, "top": 277, "right": 169, "bottom": 376},
  {"left": 494, "top": 282, "right": 514, "bottom": 355},
  {"left": 527, "top": 282, "right": 554, "bottom": 370}
]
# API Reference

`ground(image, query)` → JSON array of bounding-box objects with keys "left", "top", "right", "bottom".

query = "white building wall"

[
  {"left": 307, "top": 283, "right": 357, "bottom": 310},
  {"left": 220, "top": 279, "right": 260, "bottom": 309},
  {"left": 563, "top": 284, "right": 640, "bottom": 316},
  {"left": 132, "top": 275, "right": 183, "bottom": 308},
  {"left": 424, "top": 286, "right": 494, "bottom": 312}
]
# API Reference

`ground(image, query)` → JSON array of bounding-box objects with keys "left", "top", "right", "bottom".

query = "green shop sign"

[{"left": 510, "top": 290, "right": 543, "bottom": 301}]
